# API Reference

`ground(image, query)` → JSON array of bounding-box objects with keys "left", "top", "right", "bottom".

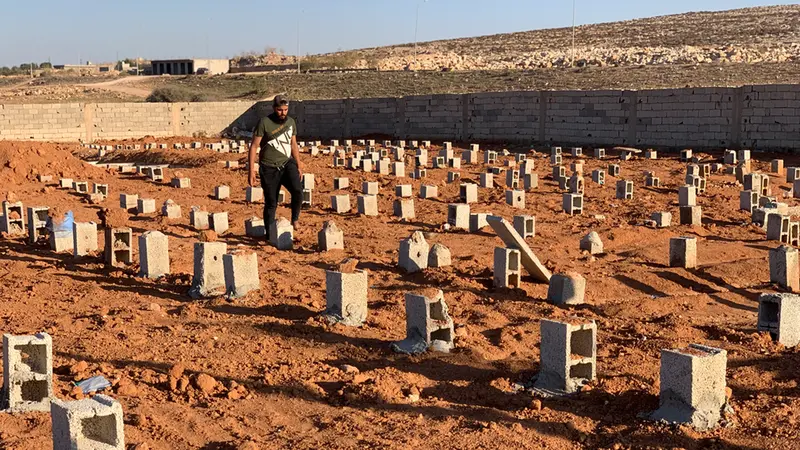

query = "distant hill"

[{"left": 244, "top": 5, "right": 800, "bottom": 71}]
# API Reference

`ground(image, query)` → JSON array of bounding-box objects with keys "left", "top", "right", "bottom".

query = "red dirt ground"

[{"left": 0, "top": 139, "right": 798, "bottom": 449}]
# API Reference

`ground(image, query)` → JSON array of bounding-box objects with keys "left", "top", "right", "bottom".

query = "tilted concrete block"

[
  {"left": 51, "top": 395, "right": 125, "bottom": 450},
  {"left": 487, "top": 216, "right": 551, "bottom": 282}
]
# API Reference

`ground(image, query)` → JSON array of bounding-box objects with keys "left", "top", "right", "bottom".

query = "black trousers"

[{"left": 259, "top": 159, "right": 303, "bottom": 237}]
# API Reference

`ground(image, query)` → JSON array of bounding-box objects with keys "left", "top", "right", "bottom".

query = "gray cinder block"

[
  {"left": 27, "top": 207, "right": 49, "bottom": 245},
  {"left": 51, "top": 394, "right": 125, "bottom": 450},
  {"left": 301, "top": 174, "right": 315, "bottom": 191},
  {"left": 357, "top": 195, "right": 378, "bottom": 216},
  {"left": 190, "top": 241, "right": 228, "bottom": 298},
  {"left": 469, "top": 213, "right": 490, "bottom": 232},
  {"left": 362, "top": 182, "right": 379, "bottom": 195},
  {"left": 513, "top": 215, "right": 535, "bottom": 239},
  {"left": 679, "top": 206, "right": 702, "bottom": 227},
  {"left": 190, "top": 207, "right": 210, "bottom": 230},
  {"left": 767, "top": 214, "right": 791, "bottom": 243},
  {"left": 739, "top": 190, "right": 759, "bottom": 213},
  {"left": 245, "top": 217, "right": 266, "bottom": 238},
  {"left": 679, "top": 186, "right": 697, "bottom": 207},
  {"left": 758, "top": 293, "right": 800, "bottom": 347},
  {"left": 270, "top": 217, "right": 294, "bottom": 250},
  {"left": 419, "top": 185, "right": 438, "bottom": 199},
  {"left": 645, "top": 173, "right": 660, "bottom": 187},
  {"left": 772, "top": 159, "right": 784, "bottom": 175},
  {"left": 210, "top": 212, "right": 229, "bottom": 234},
  {"left": 334, "top": 178, "right": 349, "bottom": 190},
  {"left": 396, "top": 185, "right": 413, "bottom": 198},
  {"left": 162, "top": 199, "right": 182, "bottom": 219},
  {"left": 214, "top": 185, "right": 230, "bottom": 200},
  {"left": 484, "top": 150, "right": 497, "bottom": 165},
  {"left": 591, "top": 169, "right": 605, "bottom": 185},
  {"left": 447, "top": 204, "right": 470, "bottom": 230},
  {"left": 494, "top": 247, "right": 521, "bottom": 288},
  {"left": 137, "top": 198, "right": 156, "bottom": 215},
  {"left": 479, "top": 173, "right": 494, "bottom": 189},
  {"left": 650, "top": 344, "right": 727, "bottom": 430},
  {"left": 447, "top": 171, "right": 461, "bottom": 183},
  {"left": 171, "top": 177, "right": 192, "bottom": 189},
  {"left": 552, "top": 165, "right": 566, "bottom": 179},
  {"left": 534, "top": 319, "right": 596, "bottom": 394},
  {"left": 246, "top": 186, "right": 264, "bottom": 203},
  {"left": 392, "top": 290, "right": 454, "bottom": 354},
  {"left": 399, "top": 231, "right": 429, "bottom": 273},
  {"left": 724, "top": 149, "right": 737, "bottom": 165},
  {"left": 524, "top": 173, "right": 539, "bottom": 191},
  {"left": 680, "top": 148, "right": 693, "bottom": 162},
  {"left": 607, "top": 164, "right": 620, "bottom": 177},
  {"left": 769, "top": 245, "right": 799, "bottom": 292},
  {"left": 139, "top": 230, "right": 169, "bottom": 278},
  {"left": 223, "top": 250, "right": 260, "bottom": 298},
  {"left": 60, "top": 178, "right": 74, "bottom": 188},
  {"left": 428, "top": 243, "right": 451, "bottom": 268},
  {"left": 72, "top": 222, "right": 98, "bottom": 257},
  {"left": 568, "top": 174, "right": 584, "bottom": 194},
  {"left": 615, "top": 180, "right": 633, "bottom": 200},
  {"left": 505, "top": 190, "right": 525, "bottom": 209},
  {"left": 318, "top": 221, "right": 344, "bottom": 251},
  {"left": 580, "top": 231, "right": 603, "bottom": 255},
  {"left": 104, "top": 228, "right": 133, "bottom": 267},
  {"left": 460, "top": 183, "right": 478, "bottom": 203},
  {"left": 563, "top": 193, "right": 583, "bottom": 216},
  {"left": 393, "top": 199, "right": 415, "bottom": 220},
  {"left": 331, "top": 194, "right": 351, "bottom": 214},
  {"left": 506, "top": 170, "right": 521, "bottom": 189},
  {"left": 652, "top": 211, "right": 672, "bottom": 228},
  {"left": 670, "top": 236, "right": 697, "bottom": 269},
  {"left": 3, "top": 333, "right": 53, "bottom": 412},
  {"left": 324, "top": 269, "right": 368, "bottom": 327},
  {"left": 301, "top": 189, "right": 313, "bottom": 207},
  {"left": 547, "top": 272, "right": 586, "bottom": 305},
  {"left": 119, "top": 193, "right": 138, "bottom": 210},
  {"left": 392, "top": 162, "right": 405, "bottom": 177},
  {"left": 73, "top": 181, "right": 89, "bottom": 194},
  {"left": 486, "top": 215, "right": 551, "bottom": 282}
]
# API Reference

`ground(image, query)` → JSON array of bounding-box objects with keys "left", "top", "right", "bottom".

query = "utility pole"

[
  {"left": 297, "top": 13, "right": 301, "bottom": 73},
  {"left": 571, "top": 0, "right": 576, "bottom": 67},
  {"left": 413, "top": 0, "right": 429, "bottom": 70}
]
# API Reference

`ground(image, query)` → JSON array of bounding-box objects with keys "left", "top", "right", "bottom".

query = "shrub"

[{"left": 146, "top": 86, "right": 208, "bottom": 103}]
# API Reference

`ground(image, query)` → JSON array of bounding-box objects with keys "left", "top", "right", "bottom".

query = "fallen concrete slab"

[{"left": 487, "top": 216, "right": 552, "bottom": 282}]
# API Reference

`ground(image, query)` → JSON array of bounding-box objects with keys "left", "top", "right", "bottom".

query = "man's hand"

[
  {"left": 248, "top": 169, "right": 257, "bottom": 187},
  {"left": 296, "top": 161, "right": 304, "bottom": 179}
]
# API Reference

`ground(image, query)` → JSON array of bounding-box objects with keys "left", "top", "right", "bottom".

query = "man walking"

[{"left": 248, "top": 95, "right": 304, "bottom": 242}]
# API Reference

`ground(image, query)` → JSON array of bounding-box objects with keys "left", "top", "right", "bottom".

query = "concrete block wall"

[
  {"left": 92, "top": 103, "right": 173, "bottom": 140},
  {"left": 470, "top": 91, "right": 540, "bottom": 142},
  {"left": 404, "top": 94, "right": 464, "bottom": 140},
  {"left": 349, "top": 97, "right": 399, "bottom": 137},
  {"left": 741, "top": 84, "right": 800, "bottom": 149},
  {"left": 2, "top": 83, "right": 800, "bottom": 150},
  {"left": 636, "top": 87, "right": 737, "bottom": 148},
  {"left": 545, "top": 90, "right": 631, "bottom": 146},
  {"left": 0, "top": 103, "right": 85, "bottom": 141}
]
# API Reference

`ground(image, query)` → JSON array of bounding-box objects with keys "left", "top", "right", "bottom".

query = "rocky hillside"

[{"left": 295, "top": 5, "right": 800, "bottom": 71}]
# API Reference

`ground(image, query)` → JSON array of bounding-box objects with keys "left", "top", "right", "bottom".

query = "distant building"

[
  {"left": 150, "top": 59, "right": 230, "bottom": 76},
  {"left": 52, "top": 63, "right": 115, "bottom": 73}
]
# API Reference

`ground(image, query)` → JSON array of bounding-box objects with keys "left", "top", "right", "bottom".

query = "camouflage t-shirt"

[{"left": 254, "top": 113, "right": 296, "bottom": 167}]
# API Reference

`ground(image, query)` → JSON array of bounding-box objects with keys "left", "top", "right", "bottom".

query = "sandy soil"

[{"left": 0, "top": 139, "right": 798, "bottom": 449}]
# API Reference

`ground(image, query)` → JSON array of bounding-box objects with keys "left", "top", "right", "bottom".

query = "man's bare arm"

[
  {"left": 291, "top": 135, "right": 303, "bottom": 177},
  {"left": 248, "top": 136, "right": 262, "bottom": 186}
]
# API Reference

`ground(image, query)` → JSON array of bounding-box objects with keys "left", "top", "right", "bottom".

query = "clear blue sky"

[{"left": 0, "top": 0, "right": 790, "bottom": 67}]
